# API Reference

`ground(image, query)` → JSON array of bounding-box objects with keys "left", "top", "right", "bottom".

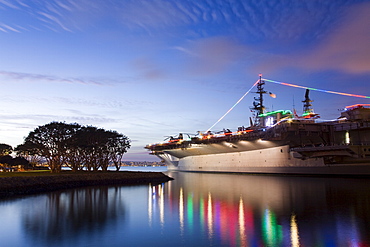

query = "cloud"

[
  {"left": 38, "top": 11, "right": 72, "bottom": 32},
  {"left": 0, "top": 112, "right": 118, "bottom": 128},
  {"left": 0, "top": 0, "right": 348, "bottom": 45},
  {"left": 253, "top": 2, "right": 370, "bottom": 75},
  {"left": 130, "top": 58, "right": 166, "bottom": 80},
  {"left": 0, "top": 23, "right": 21, "bottom": 32},
  {"left": 0, "top": 0, "right": 20, "bottom": 9},
  {"left": 302, "top": 2, "right": 370, "bottom": 74},
  {"left": 117, "top": 0, "right": 193, "bottom": 29},
  {"left": 0, "top": 0, "right": 95, "bottom": 32},
  {"left": 176, "top": 37, "right": 249, "bottom": 75},
  {"left": 0, "top": 0, "right": 199, "bottom": 33},
  {"left": 0, "top": 71, "right": 105, "bottom": 85}
]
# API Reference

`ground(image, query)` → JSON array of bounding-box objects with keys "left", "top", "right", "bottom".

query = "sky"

[{"left": 1, "top": 0, "right": 369, "bottom": 161}]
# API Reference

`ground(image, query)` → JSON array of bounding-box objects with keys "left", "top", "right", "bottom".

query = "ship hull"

[
  {"left": 147, "top": 102, "right": 370, "bottom": 176},
  {"left": 157, "top": 144, "right": 370, "bottom": 176}
]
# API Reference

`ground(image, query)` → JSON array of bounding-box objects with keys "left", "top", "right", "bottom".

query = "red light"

[{"left": 345, "top": 104, "right": 370, "bottom": 109}]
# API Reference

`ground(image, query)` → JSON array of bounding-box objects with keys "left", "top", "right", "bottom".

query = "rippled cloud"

[
  {"left": 0, "top": 71, "right": 105, "bottom": 85},
  {"left": 0, "top": 0, "right": 358, "bottom": 42}
]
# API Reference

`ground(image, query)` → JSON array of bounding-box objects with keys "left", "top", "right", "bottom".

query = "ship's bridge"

[{"left": 341, "top": 104, "right": 370, "bottom": 120}]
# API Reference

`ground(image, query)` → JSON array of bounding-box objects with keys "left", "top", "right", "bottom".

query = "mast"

[
  {"left": 301, "top": 89, "right": 319, "bottom": 118},
  {"left": 251, "top": 74, "right": 267, "bottom": 126},
  {"left": 302, "top": 89, "right": 313, "bottom": 114}
]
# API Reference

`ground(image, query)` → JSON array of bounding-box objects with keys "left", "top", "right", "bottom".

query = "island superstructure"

[{"left": 145, "top": 76, "right": 370, "bottom": 175}]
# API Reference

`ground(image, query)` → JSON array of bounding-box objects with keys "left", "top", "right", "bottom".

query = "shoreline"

[{"left": 0, "top": 171, "right": 173, "bottom": 198}]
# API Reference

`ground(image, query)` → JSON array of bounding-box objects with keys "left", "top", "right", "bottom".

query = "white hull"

[
  {"left": 158, "top": 144, "right": 370, "bottom": 175},
  {"left": 147, "top": 102, "right": 370, "bottom": 176}
]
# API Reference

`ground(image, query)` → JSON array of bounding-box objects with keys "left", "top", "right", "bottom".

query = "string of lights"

[
  {"left": 263, "top": 78, "right": 370, "bottom": 99},
  {"left": 206, "top": 79, "right": 259, "bottom": 132},
  {"left": 207, "top": 77, "right": 369, "bottom": 132}
]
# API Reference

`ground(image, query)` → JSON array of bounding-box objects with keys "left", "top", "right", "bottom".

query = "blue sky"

[{"left": 1, "top": 0, "right": 369, "bottom": 161}]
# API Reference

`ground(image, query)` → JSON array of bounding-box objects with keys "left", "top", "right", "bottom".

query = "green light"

[
  {"left": 302, "top": 111, "right": 316, "bottom": 116},
  {"left": 259, "top": 110, "right": 292, "bottom": 117},
  {"left": 262, "top": 209, "right": 283, "bottom": 246},
  {"left": 187, "top": 193, "right": 194, "bottom": 230},
  {"left": 200, "top": 197, "right": 205, "bottom": 232}
]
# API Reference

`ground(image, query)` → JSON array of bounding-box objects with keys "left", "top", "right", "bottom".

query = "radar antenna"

[
  {"left": 302, "top": 89, "right": 319, "bottom": 118},
  {"left": 250, "top": 74, "right": 267, "bottom": 126}
]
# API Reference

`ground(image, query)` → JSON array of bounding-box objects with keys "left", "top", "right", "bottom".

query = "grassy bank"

[
  {"left": 0, "top": 171, "right": 173, "bottom": 198},
  {"left": 0, "top": 170, "right": 51, "bottom": 178}
]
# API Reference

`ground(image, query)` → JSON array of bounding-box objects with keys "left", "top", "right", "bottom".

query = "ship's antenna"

[
  {"left": 250, "top": 74, "right": 267, "bottom": 126},
  {"left": 302, "top": 89, "right": 314, "bottom": 114}
]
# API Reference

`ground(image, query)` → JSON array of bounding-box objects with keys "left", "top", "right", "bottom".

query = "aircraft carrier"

[{"left": 145, "top": 76, "right": 370, "bottom": 175}]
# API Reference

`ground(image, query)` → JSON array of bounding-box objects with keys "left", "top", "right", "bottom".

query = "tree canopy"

[
  {"left": 0, "top": 143, "right": 32, "bottom": 170},
  {"left": 16, "top": 122, "right": 131, "bottom": 172},
  {"left": 0, "top": 143, "right": 12, "bottom": 156}
]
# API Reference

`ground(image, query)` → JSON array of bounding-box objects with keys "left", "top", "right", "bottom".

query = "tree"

[
  {"left": 15, "top": 142, "right": 43, "bottom": 165},
  {"left": 0, "top": 155, "right": 13, "bottom": 166},
  {"left": 18, "top": 122, "right": 131, "bottom": 172},
  {"left": 73, "top": 127, "right": 113, "bottom": 171},
  {"left": 0, "top": 143, "right": 12, "bottom": 156},
  {"left": 11, "top": 157, "right": 31, "bottom": 170},
  {"left": 22, "top": 122, "right": 81, "bottom": 173},
  {"left": 72, "top": 126, "right": 104, "bottom": 171},
  {"left": 107, "top": 131, "right": 131, "bottom": 171}
]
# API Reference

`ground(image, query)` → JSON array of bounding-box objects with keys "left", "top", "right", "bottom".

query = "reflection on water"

[
  {"left": 0, "top": 171, "right": 370, "bottom": 246},
  {"left": 149, "top": 172, "right": 370, "bottom": 246},
  {"left": 22, "top": 186, "right": 125, "bottom": 245}
]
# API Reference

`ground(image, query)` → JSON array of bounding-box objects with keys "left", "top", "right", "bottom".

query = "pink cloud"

[
  {"left": 303, "top": 2, "right": 370, "bottom": 73},
  {"left": 178, "top": 37, "right": 249, "bottom": 75},
  {"left": 131, "top": 57, "right": 166, "bottom": 80},
  {"left": 255, "top": 2, "right": 370, "bottom": 75}
]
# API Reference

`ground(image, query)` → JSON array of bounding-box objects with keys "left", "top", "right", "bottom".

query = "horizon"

[{"left": 1, "top": 0, "right": 369, "bottom": 161}]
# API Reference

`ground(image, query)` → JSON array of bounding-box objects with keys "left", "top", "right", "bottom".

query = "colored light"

[
  {"left": 205, "top": 76, "right": 369, "bottom": 134},
  {"left": 345, "top": 131, "right": 350, "bottom": 144},
  {"left": 179, "top": 188, "right": 184, "bottom": 232},
  {"left": 259, "top": 110, "right": 292, "bottom": 117},
  {"left": 200, "top": 197, "right": 205, "bottom": 232},
  {"left": 159, "top": 184, "right": 164, "bottom": 225},
  {"left": 290, "top": 214, "right": 300, "bottom": 247},
  {"left": 206, "top": 79, "right": 260, "bottom": 132},
  {"left": 262, "top": 209, "right": 283, "bottom": 246},
  {"left": 187, "top": 192, "right": 194, "bottom": 229},
  {"left": 207, "top": 192, "right": 214, "bottom": 239},
  {"left": 148, "top": 185, "right": 153, "bottom": 225},
  {"left": 264, "top": 78, "right": 370, "bottom": 99},
  {"left": 345, "top": 104, "right": 370, "bottom": 109},
  {"left": 239, "top": 198, "right": 247, "bottom": 246},
  {"left": 265, "top": 117, "right": 274, "bottom": 127}
]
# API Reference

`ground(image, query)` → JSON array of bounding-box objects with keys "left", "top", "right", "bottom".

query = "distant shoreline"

[{"left": 0, "top": 171, "right": 173, "bottom": 198}]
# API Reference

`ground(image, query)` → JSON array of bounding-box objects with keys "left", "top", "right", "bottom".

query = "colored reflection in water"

[
  {"left": 207, "top": 192, "right": 213, "bottom": 240},
  {"left": 1, "top": 172, "right": 370, "bottom": 246},
  {"left": 179, "top": 187, "right": 184, "bottom": 234},
  {"left": 21, "top": 186, "right": 125, "bottom": 246},
  {"left": 262, "top": 208, "right": 283, "bottom": 246},
  {"left": 290, "top": 214, "right": 300, "bottom": 247},
  {"left": 238, "top": 198, "right": 247, "bottom": 246},
  {"left": 147, "top": 172, "right": 370, "bottom": 246}
]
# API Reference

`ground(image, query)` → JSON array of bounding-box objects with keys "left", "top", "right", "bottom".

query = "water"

[{"left": 1, "top": 169, "right": 370, "bottom": 247}]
